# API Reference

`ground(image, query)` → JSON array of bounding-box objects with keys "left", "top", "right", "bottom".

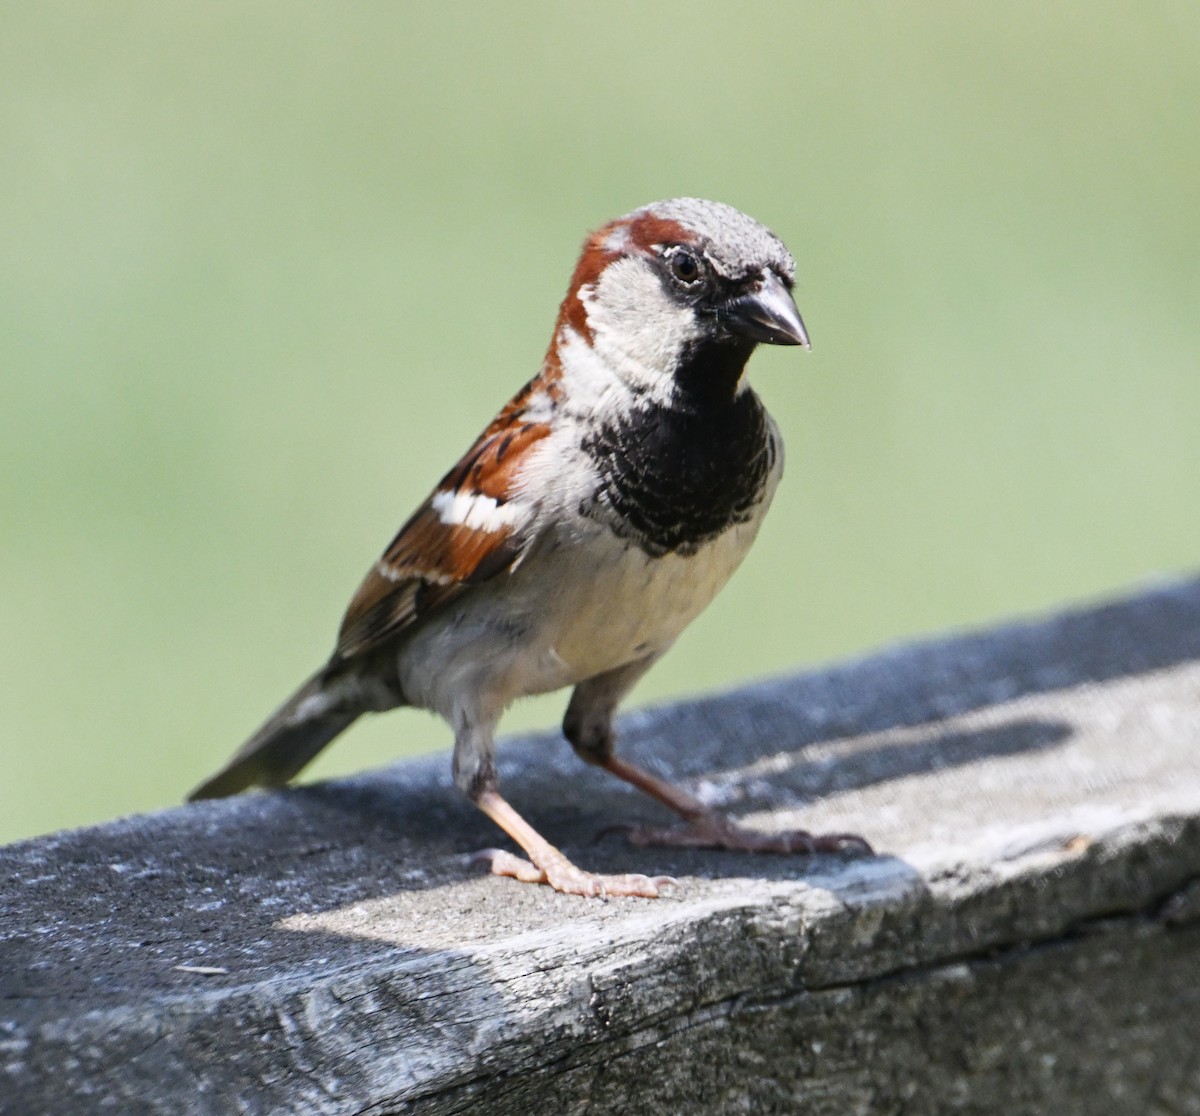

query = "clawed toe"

[
  {"left": 473, "top": 847, "right": 546, "bottom": 884},
  {"left": 472, "top": 846, "right": 676, "bottom": 898},
  {"left": 809, "top": 832, "right": 874, "bottom": 855},
  {"left": 619, "top": 812, "right": 873, "bottom": 857}
]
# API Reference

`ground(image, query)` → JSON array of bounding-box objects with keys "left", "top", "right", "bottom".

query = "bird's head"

[{"left": 552, "top": 198, "right": 808, "bottom": 404}]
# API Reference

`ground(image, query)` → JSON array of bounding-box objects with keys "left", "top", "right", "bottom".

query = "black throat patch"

[{"left": 580, "top": 361, "right": 778, "bottom": 557}]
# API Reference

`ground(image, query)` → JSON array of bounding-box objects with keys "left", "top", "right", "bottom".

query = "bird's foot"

[
  {"left": 473, "top": 848, "right": 676, "bottom": 898},
  {"left": 615, "top": 810, "right": 873, "bottom": 856}
]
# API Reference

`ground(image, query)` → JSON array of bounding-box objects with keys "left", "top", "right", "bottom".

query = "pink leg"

[{"left": 473, "top": 787, "right": 676, "bottom": 898}]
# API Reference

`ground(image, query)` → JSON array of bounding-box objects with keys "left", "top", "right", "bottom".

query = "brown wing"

[{"left": 334, "top": 402, "right": 553, "bottom": 661}]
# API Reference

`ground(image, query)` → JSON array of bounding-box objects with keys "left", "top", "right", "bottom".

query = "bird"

[{"left": 188, "top": 197, "right": 871, "bottom": 897}]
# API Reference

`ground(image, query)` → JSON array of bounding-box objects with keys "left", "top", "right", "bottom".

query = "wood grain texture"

[{"left": 4, "top": 579, "right": 1200, "bottom": 1114}]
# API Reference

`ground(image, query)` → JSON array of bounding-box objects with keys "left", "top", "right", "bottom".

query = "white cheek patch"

[
  {"left": 583, "top": 257, "right": 699, "bottom": 400},
  {"left": 431, "top": 489, "right": 524, "bottom": 532}
]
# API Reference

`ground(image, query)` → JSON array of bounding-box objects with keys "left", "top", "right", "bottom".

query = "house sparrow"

[{"left": 189, "top": 198, "right": 870, "bottom": 897}]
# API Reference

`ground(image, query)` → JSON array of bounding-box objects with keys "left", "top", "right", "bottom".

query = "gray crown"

[{"left": 633, "top": 197, "right": 796, "bottom": 283}]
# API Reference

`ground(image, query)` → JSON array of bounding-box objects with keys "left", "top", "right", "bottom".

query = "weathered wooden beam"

[{"left": 4, "top": 580, "right": 1200, "bottom": 1114}]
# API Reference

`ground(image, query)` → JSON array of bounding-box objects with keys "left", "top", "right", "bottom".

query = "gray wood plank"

[{"left": 3, "top": 579, "right": 1200, "bottom": 1114}]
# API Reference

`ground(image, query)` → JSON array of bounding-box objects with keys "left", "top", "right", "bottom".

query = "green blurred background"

[{"left": 3, "top": 4, "right": 1198, "bottom": 844}]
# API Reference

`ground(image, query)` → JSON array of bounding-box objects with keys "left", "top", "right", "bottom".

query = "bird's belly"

[
  {"left": 506, "top": 519, "right": 761, "bottom": 694},
  {"left": 396, "top": 518, "right": 764, "bottom": 722}
]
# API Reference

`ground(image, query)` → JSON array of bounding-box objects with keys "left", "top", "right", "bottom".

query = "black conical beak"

[{"left": 726, "top": 270, "right": 810, "bottom": 349}]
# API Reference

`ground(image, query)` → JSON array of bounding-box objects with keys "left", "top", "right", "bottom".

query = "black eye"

[{"left": 668, "top": 249, "right": 701, "bottom": 284}]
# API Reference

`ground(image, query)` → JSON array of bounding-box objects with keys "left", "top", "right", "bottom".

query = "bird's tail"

[{"left": 187, "top": 667, "right": 360, "bottom": 801}]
